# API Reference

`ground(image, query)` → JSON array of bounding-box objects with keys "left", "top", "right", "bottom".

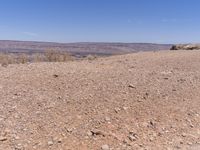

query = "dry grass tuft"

[
  {"left": 86, "top": 54, "right": 98, "bottom": 61},
  {"left": 0, "top": 50, "right": 73, "bottom": 67},
  {"left": 44, "top": 49, "right": 73, "bottom": 62}
]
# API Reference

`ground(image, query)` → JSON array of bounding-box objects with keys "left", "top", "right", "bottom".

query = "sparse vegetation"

[
  {"left": 86, "top": 54, "right": 98, "bottom": 61},
  {"left": 44, "top": 49, "right": 73, "bottom": 62},
  {"left": 0, "top": 49, "right": 73, "bottom": 67}
]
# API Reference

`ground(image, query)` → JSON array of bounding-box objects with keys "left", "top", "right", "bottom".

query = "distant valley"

[{"left": 0, "top": 40, "right": 172, "bottom": 57}]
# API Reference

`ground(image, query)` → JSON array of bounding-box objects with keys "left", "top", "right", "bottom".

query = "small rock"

[
  {"left": 87, "top": 131, "right": 93, "bottom": 136},
  {"left": 14, "top": 136, "right": 20, "bottom": 140},
  {"left": 57, "top": 139, "right": 62, "bottom": 143},
  {"left": 122, "top": 107, "right": 128, "bottom": 110},
  {"left": 66, "top": 128, "right": 73, "bottom": 133},
  {"left": 15, "top": 144, "right": 23, "bottom": 150},
  {"left": 101, "top": 144, "right": 110, "bottom": 150},
  {"left": 105, "top": 117, "right": 111, "bottom": 122},
  {"left": 0, "top": 136, "right": 7, "bottom": 142},
  {"left": 114, "top": 108, "right": 121, "bottom": 113},
  {"left": 128, "top": 132, "right": 138, "bottom": 142},
  {"left": 48, "top": 141, "right": 53, "bottom": 146},
  {"left": 128, "top": 135, "right": 137, "bottom": 141},
  {"left": 149, "top": 136, "right": 154, "bottom": 142},
  {"left": 91, "top": 129, "right": 105, "bottom": 137},
  {"left": 58, "top": 96, "right": 62, "bottom": 99},
  {"left": 182, "top": 133, "right": 187, "bottom": 137},
  {"left": 189, "top": 124, "right": 194, "bottom": 128},
  {"left": 53, "top": 74, "right": 59, "bottom": 78},
  {"left": 128, "top": 84, "right": 136, "bottom": 89},
  {"left": 180, "top": 141, "right": 184, "bottom": 144},
  {"left": 149, "top": 120, "right": 156, "bottom": 127}
]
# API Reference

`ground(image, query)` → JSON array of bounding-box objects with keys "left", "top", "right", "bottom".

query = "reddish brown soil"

[{"left": 0, "top": 50, "right": 200, "bottom": 150}]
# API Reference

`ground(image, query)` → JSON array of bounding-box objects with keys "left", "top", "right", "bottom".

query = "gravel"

[{"left": 0, "top": 51, "right": 200, "bottom": 149}]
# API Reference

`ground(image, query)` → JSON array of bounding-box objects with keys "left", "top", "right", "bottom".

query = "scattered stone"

[
  {"left": 180, "top": 141, "right": 184, "bottom": 144},
  {"left": 57, "top": 139, "right": 62, "bottom": 143},
  {"left": 114, "top": 108, "right": 121, "bottom": 113},
  {"left": 14, "top": 136, "right": 20, "bottom": 140},
  {"left": 161, "top": 71, "right": 172, "bottom": 75},
  {"left": 15, "top": 143, "right": 23, "bottom": 150},
  {"left": 101, "top": 144, "right": 110, "bottom": 150},
  {"left": 137, "top": 99, "right": 143, "bottom": 102},
  {"left": 0, "top": 136, "right": 7, "bottom": 142},
  {"left": 128, "top": 135, "right": 137, "bottom": 141},
  {"left": 122, "top": 107, "right": 128, "bottom": 110},
  {"left": 182, "top": 133, "right": 187, "bottom": 137},
  {"left": 128, "top": 132, "right": 138, "bottom": 142},
  {"left": 91, "top": 129, "right": 106, "bottom": 137},
  {"left": 105, "top": 116, "right": 111, "bottom": 122},
  {"left": 53, "top": 74, "right": 59, "bottom": 78},
  {"left": 48, "top": 141, "right": 54, "bottom": 146},
  {"left": 128, "top": 84, "right": 136, "bottom": 89},
  {"left": 149, "top": 120, "right": 156, "bottom": 127},
  {"left": 58, "top": 96, "right": 62, "bottom": 99},
  {"left": 149, "top": 136, "right": 154, "bottom": 142},
  {"left": 87, "top": 131, "right": 93, "bottom": 136},
  {"left": 66, "top": 128, "right": 73, "bottom": 133}
]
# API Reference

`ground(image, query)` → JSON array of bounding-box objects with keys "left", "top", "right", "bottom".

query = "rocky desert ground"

[{"left": 0, "top": 50, "right": 200, "bottom": 150}]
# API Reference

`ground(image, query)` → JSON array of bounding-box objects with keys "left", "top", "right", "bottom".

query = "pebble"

[
  {"left": 182, "top": 133, "right": 187, "bottom": 137},
  {"left": 57, "top": 139, "right": 62, "bottom": 143},
  {"left": 128, "top": 84, "right": 136, "bottom": 89},
  {"left": 101, "top": 144, "right": 110, "bottom": 150},
  {"left": 87, "top": 131, "right": 93, "bottom": 136},
  {"left": 128, "top": 135, "right": 137, "bottom": 141},
  {"left": 14, "top": 136, "right": 20, "bottom": 140},
  {"left": 48, "top": 141, "right": 54, "bottom": 146},
  {"left": 53, "top": 74, "right": 59, "bottom": 78},
  {"left": 66, "top": 128, "right": 73, "bottom": 133},
  {"left": 91, "top": 129, "right": 105, "bottom": 137},
  {"left": 128, "top": 132, "right": 138, "bottom": 142},
  {"left": 105, "top": 117, "right": 111, "bottom": 122},
  {"left": 122, "top": 107, "right": 128, "bottom": 110},
  {"left": 0, "top": 136, "right": 7, "bottom": 141},
  {"left": 114, "top": 108, "right": 121, "bottom": 113}
]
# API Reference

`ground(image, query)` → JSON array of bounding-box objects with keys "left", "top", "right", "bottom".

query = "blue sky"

[{"left": 0, "top": 0, "right": 199, "bottom": 43}]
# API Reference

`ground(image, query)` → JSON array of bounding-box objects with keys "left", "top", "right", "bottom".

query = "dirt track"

[{"left": 0, "top": 50, "right": 200, "bottom": 150}]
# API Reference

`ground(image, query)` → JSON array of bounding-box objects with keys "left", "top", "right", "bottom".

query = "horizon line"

[{"left": 0, "top": 39, "right": 176, "bottom": 45}]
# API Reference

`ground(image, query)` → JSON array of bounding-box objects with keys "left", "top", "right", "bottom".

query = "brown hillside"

[{"left": 0, "top": 51, "right": 200, "bottom": 150}]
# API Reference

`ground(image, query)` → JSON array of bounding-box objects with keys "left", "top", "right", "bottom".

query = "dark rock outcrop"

[{"left": 171, "top": 44, "right": 200, "bottom": 50}]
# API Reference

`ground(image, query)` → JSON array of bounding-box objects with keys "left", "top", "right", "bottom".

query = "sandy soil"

[{"left": 0, "top": 50, "right": 200, "bottom": 150}]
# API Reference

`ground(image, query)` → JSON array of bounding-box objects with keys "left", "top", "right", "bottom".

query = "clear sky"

[{"left": 0, "top": 0, "right": 199, "bottom": 43}]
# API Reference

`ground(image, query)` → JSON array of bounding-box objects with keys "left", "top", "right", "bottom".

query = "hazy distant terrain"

[{"left": 0, "top": 40, "right": 172, "bottom": 56}]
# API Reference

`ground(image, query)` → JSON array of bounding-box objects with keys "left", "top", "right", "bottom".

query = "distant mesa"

[{"left": 171, "top": 44, "right": 200, "bottom": 50}]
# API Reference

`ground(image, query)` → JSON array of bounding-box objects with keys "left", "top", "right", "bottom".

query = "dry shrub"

[
  {"left": 32, "top": 53, "right": 45, "bottom": 62},
  {"left": 86, "top": 54, "right": 97, "bottom": 61},
  {"left": 0, "top": 53, "right": 16, "bottom": 67},
  {"left": 0, "top": 53, "right": 29, "bottom": 66},
  {"left": 0, "top": 50, "right": 73, "bottom": 66},
  {"left": 17, "top": 53, "right": 29, "bottom": 64},
  {"left": 0, "top": 53, "right": 9, "bottom": 67},
  {"left": 44, "top": 49, "right": 73, "bottom": 62}
]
